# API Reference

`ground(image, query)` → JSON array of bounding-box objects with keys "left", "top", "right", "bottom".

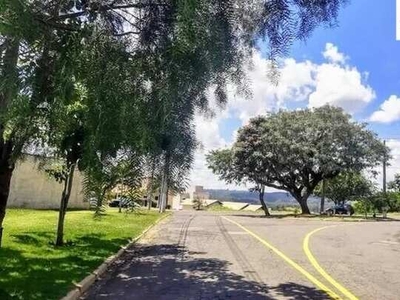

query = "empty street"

[{"left": 84, "top": 211, "right": 400, "bottom": 300}]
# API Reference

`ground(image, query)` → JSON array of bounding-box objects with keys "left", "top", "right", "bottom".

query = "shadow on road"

[{"left": 85, "top": 244, "right": 330, "bottom": 300}]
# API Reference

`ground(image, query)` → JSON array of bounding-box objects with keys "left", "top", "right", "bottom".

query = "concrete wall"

[{"left": 7, "top": 155, "right": 88, "bottom": 209}]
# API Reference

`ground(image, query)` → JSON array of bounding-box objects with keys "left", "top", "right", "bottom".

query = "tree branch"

[
  {"left": 34, "top": 17, "right": 80, "bottom": 32},
  {"left": 113, "top": 31, "right": 140, "bottom": 37},
  {"left": 53, "top": 2, "right": 169, "bottom": 21},
  {"left": 261, "top": 181, "right": 287, "bottom": 191}
]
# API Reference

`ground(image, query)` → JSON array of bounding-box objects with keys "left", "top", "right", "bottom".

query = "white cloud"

[
  {"left": 370, "top": 95, "right": 400, "bottom": 123},
  {"left": 322, "top": 42, "right": 347, "bottom": 64},
  {"left": 190, "top": 114, "right": 236, "bottom": 190},
  {"left": 308, "top": 63, "right": 375, "bottom": 113},
  {"left": 225, "top": 52, "right": 316, "bottom": 124},
  {"left": 194, "top": 115, "right": 225, "bottom": 150},
  {"left": 308, "top": 43, "right": 375, "bottom": 113},
  {"left": 190, "top": 43, "right": 376, "bottom": 191},
  {"left": 275, "top": 58, "right": 316, "bottom": 104}
]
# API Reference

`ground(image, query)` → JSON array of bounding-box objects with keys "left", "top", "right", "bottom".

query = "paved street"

[{"left": 84, "top": 210, "right": 400, "bottom": 300}]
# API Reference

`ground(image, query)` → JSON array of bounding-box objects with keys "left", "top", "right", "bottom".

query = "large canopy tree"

[
  {"left": 0, "top": 0, "right": 348, "bottom": 245},
  {"left": 211, "top": 106, "right": 388, "bottom": 214}
]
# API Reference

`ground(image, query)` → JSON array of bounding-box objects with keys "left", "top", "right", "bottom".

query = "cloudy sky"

[{"left": 190, "top": 1, "right": 400, "bottom": 192}]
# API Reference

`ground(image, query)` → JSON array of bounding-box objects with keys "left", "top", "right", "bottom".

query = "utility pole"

[
  {"left": 382, "top": 140, "right": 389, "bottom": 219},
  {"left": 320, "top": 179, "right": 326, "bottom": 214},
  {"left": 383, "top": 140, "right": 387, "bottom": 194}
]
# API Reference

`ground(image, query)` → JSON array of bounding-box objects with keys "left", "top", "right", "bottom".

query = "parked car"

[
  {"left": 109, "top": 197, "right": 129, "bottom": 208},
  {"left": 325, "top": 203, "right": 354, "bottom": 216},
  {"left": 109, "top": 197, "right": 142, "bottom": 209}
]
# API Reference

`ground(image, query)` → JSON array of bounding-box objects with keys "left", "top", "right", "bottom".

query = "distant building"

[{"left": 192, "top": 185, "right": 210, "bottom": 200}]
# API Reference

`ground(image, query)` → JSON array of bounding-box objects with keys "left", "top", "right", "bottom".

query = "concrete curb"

[{"left": 60, "top": 212, "right": 171, "bottom": 300}]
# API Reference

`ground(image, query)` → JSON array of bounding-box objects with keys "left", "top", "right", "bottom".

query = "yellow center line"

[
  {"left": 221, "top": 216, "right": 342, "bottom": 300},
  {"left": 303, "top": 226, "right": 359, "bottom": 300}
]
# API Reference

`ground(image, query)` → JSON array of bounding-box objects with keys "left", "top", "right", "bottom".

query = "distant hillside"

[
  {"left": 204, "top": 189, "right": 321, "bottom": 211},
  {"left": 204, "top": 189, "right": 297, "bottom": 204}
]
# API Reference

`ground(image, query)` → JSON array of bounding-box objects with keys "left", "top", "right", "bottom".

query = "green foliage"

[
  {"left": 208, "top": 106, "right": 388, "bottom": 214},
  {"left": 40, "top": 159, "right": 68, "bottom": 183},
  {"left": 353, "top": 191, "right": 400, "bottom": 216},
  {"left": 314, "top": 172, "right": 376, "bottom": 204},
  {"left": 192, "top": 198, "right": 204, "bottom": 211},
  {"left": 0, "top": 0, "right": 349, "bottom": 247},
  {"left": 0, "top": 0, "right": 349, "bottom": 181},
  {"left": 83, "top": 150, "right": 144, "bottom": 215},
  {"left": 388, "top": 173, "right": 400, "bottom": 192},
  {"left": 206, "top": 149, "right": 238, "bottom": 184}
]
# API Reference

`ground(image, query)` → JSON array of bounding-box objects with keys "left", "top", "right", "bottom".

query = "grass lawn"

[{"left": 0, "top": 208, "right": 165, "bottom": 300}]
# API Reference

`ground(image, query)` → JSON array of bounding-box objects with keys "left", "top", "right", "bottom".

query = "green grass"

[
  {"left": 0, "top": 208, "right": 164, "bottom": 300},
  {"left": 207, "top": 205, "right": 234, "bottom": 212}
]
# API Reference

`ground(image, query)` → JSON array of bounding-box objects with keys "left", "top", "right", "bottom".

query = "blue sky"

[
  {"left": 288, "top": 0, "right": 400, "bottom": 138},
  {"left": 191, "top": 1, "right": 400, "bottom": 191}
]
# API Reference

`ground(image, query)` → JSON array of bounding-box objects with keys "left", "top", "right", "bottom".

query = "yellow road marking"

[
  {"left": 303, "top": 226, "right": 359, "bottom": 300},
  {"left": 221, "top": 216, "right": 342, "bottom": 300}
]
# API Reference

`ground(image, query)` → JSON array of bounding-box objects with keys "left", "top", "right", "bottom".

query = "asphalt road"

[{"left": 84, "top": 210, "right": 400, "bottom": 300}]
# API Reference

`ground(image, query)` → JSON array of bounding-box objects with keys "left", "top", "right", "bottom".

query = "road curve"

[{"left": 83, "top": 210, "right": 400, "bottom": 300}]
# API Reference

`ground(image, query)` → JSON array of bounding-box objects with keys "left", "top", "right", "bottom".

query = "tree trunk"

[
  {"left": 147, "top": 160, "right": 155, "bottom": 210},
  {"left": 165, "top": 189, "right": 169, "bottom": 210},
  {"left": 158, "top": 172, "right": 167, "bottom": 213},
  {"left": 95, "top": 188, "right": 107, "bottom": 215},
  {"left": 0, "top": 38, "right": 19, "bottom": 247},
  {"left": 55, "top": 163, "right": 76, "bottom": 246},
  {"left": 258, "top": 185, "right": 270, "bottom": 216},
  {"left": 159, "top": 152, "right": 170, "bottom": 213},
  {"left": 147, "top": 191, "right": 152, "bottom": 210},
  {"left": 298, "top": 198, "right": 311, "bottom": 215},
  {"left": 0, "top": 164, "right": 14, "bottom": 247}
]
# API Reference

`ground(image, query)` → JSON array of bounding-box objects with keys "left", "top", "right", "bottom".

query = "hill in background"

[{"left": 204, "top": 189, "right": 321, "bottom": 211}]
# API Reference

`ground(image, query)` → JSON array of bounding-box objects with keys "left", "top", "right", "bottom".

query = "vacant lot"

[{"left": 0, "top": 209, "right": 163, "bottom": 300}]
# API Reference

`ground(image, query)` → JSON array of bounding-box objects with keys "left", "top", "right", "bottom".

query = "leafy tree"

[
  {"left": 250, "top": 185, "right": 270, "bottom": 216},
  {"left": 313, "top": 171, "right": 375, "bottom": 205},
  {"left": 381, "top": 192, "right": 400, "bottom": 212},
  {"left": 388, "top": 173, "right": 400, "bottom": 192},
  {"left": 354, "top": 192, "right": 400, "bottom": 218},
  {"left": 214, "top": 106, "right": 388, "bottom": 214},
  {"left": 207, "top": 148, "right": 271, "bottom": 216},
  {"left": 84, "top": 150, "right": 144, "bottom": 214},
  {"left": 0, "top": 0, "right": 348, "bottom": 246}
]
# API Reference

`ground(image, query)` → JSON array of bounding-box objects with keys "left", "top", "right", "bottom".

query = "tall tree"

[
  {"left": 207, "top": 148, "right": 271, "bottom": 216},
  {"left": 212, "top": 106, "right": 388, "bottom": 214},
  {"left": 0, "top": 0, "right": 348, "bottom": 245}
]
